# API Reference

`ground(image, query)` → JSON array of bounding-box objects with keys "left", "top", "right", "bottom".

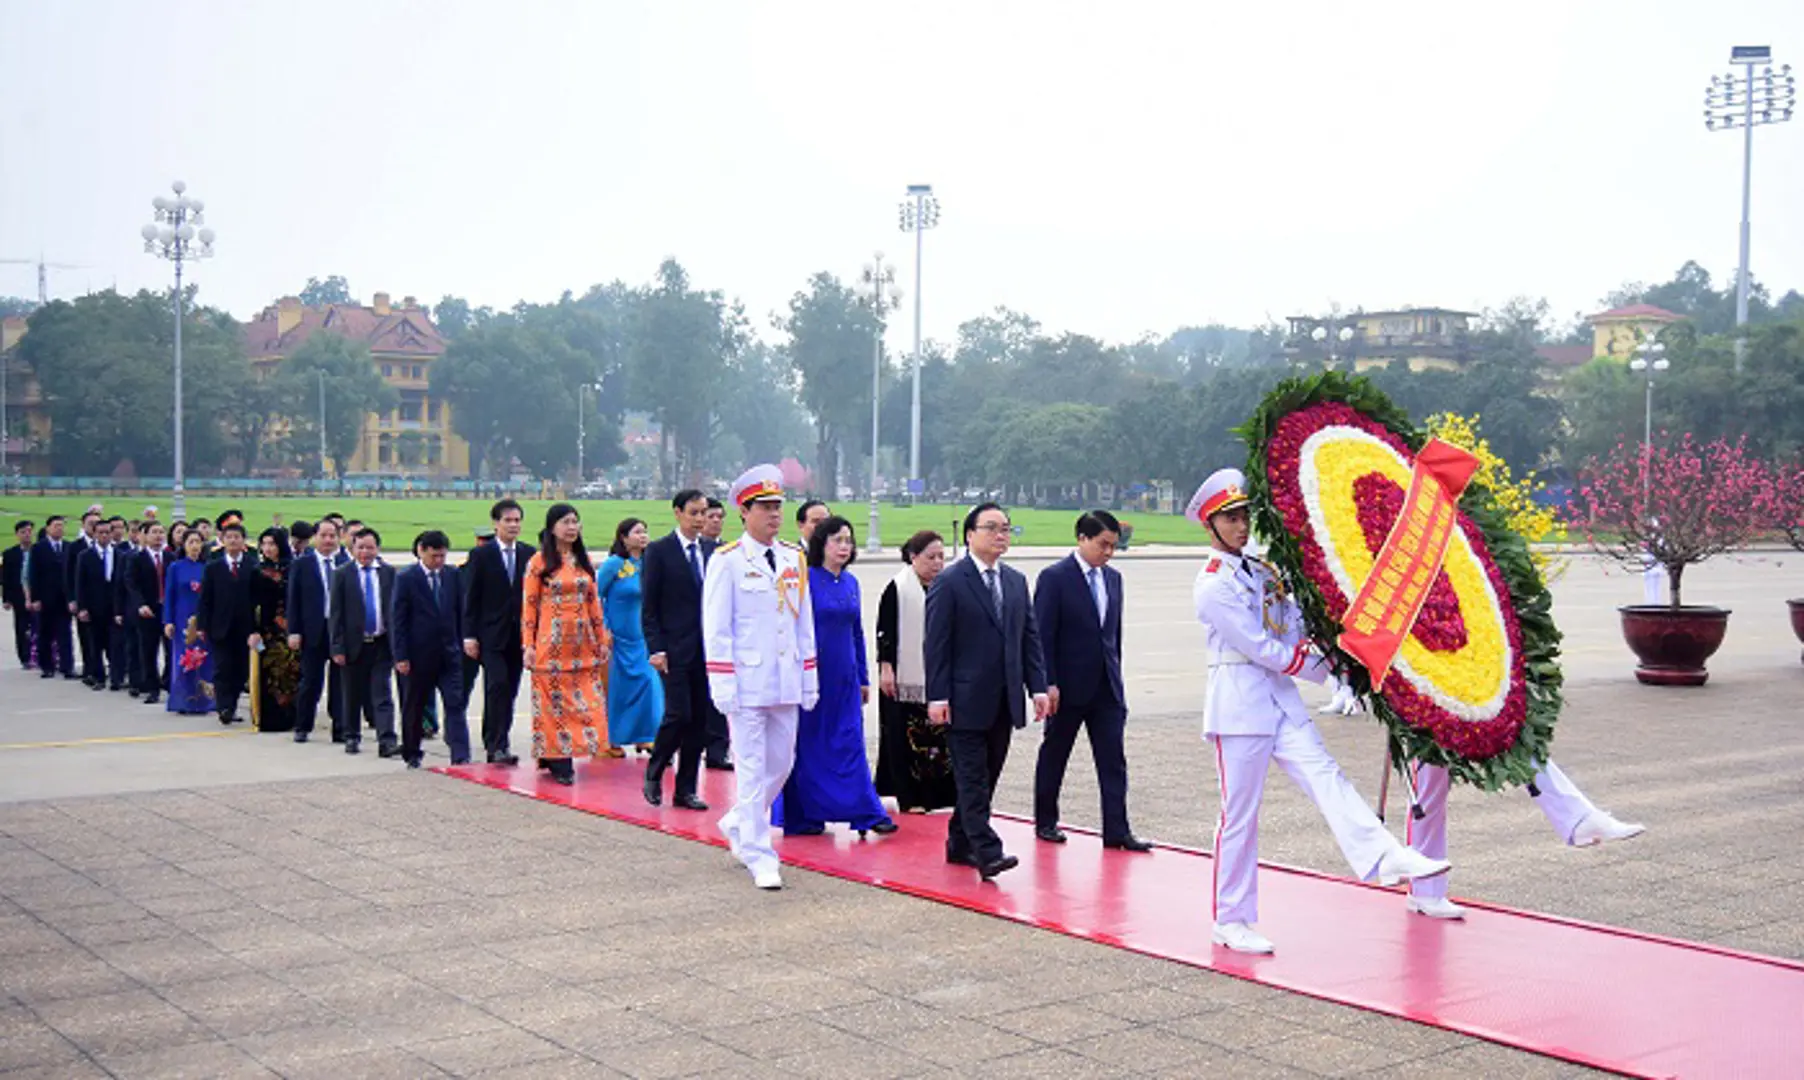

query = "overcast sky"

[{"left": 3, "top": 1, "right": 1800, "bottom": 349}]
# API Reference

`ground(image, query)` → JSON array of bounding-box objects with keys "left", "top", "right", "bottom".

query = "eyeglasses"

[{"left": 973, "top": 523, "right": 1012, "bottom": 535}]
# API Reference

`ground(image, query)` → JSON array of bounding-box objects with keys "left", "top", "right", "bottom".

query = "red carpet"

[{"left": 438, "top": 758, "right": 1804, "bottom": 1078}]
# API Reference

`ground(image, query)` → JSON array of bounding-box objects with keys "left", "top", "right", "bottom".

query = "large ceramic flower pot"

[
  {"left": 1618, "top": 606, "right": 1731, "bottom": 686},
  {"left": 1789, "top": 599, "right": 1804, "bottom": 664}
]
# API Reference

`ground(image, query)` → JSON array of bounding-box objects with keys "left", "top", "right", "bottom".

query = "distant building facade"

[
  {"left": 0, "top": 315, "right": 50, "bottom": 476},
  {"left": 244, "top": 292, "right": 469, "bottom": 477},
  {"left": 1285, "top": 308, "right": 1479, "bottom": 372},
  {"left": 1534, "top": 303, "right": 1685, "bottom": 376}
]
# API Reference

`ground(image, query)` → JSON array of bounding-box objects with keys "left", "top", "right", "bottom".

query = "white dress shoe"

[
  {"left": 752, "top": 866, "right": 783, "bottom": 891},
  {"left": 1376, "top": 846, "right": 1452, "bottom": 883},
  {"left": 1571, "top": 811, "right": 1646, "bottom": 847},
  {"left": 1406, "top": 895, "right": 1466, "bottom": 920},
  {"left": 1211, "top": 921, "right": 1275, "bottom": 955},
  {"left": 718, "top": 813, "right": 743, "bottom": 860}
]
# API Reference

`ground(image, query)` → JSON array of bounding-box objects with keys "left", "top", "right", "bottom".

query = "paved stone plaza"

[{"left": 2, "top": 552, "right": 1800, "bottom": 1078}]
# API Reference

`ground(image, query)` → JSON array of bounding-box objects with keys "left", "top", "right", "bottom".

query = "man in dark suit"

[
  {"left": 925, "top": 502, "right": 1050, "bottom": 881},
  {"left": 459, "top": 527, "right": 493, "bottom": 708},
  {"left": 461, "top": 499, "right": 533, "bottom": 765},
  {"left": 26, "top": 516, "right": 75, "bottom": 678},
  {"left": 1032, "top": 510, "right": 1151, "bottom": 852},
  {"left": 286, "top": 517, "right": 350, "bottom": 743},
  {"left": 330, "top": 527, "right": 399, "bottom": 756},
  {"left": 125, "top": 521, "right": 171, "bottom": 704},
  {"left": 641, "top": 489, "right": 718, "bottom": 809},
  {"left": 197, "top": 522, "right": 258, "bottom": 725},
  {"left": 75, "top": 517, "right": 128, "bottom": 692},
  {"left": 67, "top": 510, "right": 101, "bottom": 684},
  {"left": 392, "top": 530, "right": 472, "bottom": 768},
  {"left": 3, "top": 520, "right": 34, "bottom": 669},
  {"left": 116, "top": 520, "right": 144, "bottom": 696}
]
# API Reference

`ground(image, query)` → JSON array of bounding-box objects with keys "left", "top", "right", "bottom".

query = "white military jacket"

[
  {"left": 702, "top": 534, "right": 819, "bottom": 710},
  {"left": 1192, "top": 545, "right": 1332, "bottom": 737}
]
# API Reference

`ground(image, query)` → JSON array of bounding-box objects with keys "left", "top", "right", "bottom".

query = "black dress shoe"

[
  {"left": 293, "top": 731, "right": 309, "bottom": 743},
  {"left": 128, "top": 688, "right": 141, "bottom": 698},
  {"left": 488, "top": 750, "right": 520, "bottom": 766},
  {"left": 642, "top": 777, "right": 663, "bottom": 807},
  {"left": 344, "top": 740, "right": 361, "bottom": 755},
  {"left": 218, "top": 712, "right": 234, "bottom": 726},
  {"left": 979, "top": 855, "right": 1020, "bottom": 880},
  {"left": 672, "top": 793, "right": 709, "bottom": 812},
  {"left": 450, "top": 756, "right": 472, "bottom": 766},
  {"left": 1036, "top": 825, "right": 1068, "bottom": 844},
  {"left": 867, "top": 819, "right": 899, "bottom": 835},
  {"left": 405, "top": 757, "right": 423, "bottom": 769},
  {"left": 705, "top": 757, "right": 733, "bottom": 771},
  {"left": 377, "top": 743, "right": 402, "bottom": 759},
  {"left": 785, "top": 824, "right": 826, "bottom": 836},
  {"left": 109, "top": 684, "right": 125, "bottom": 692},
  {"left": 91, "top": 681, "right": 106, "bottom": 692},
  {"left": 946, "top": 851, "right": 979, "bottom": 868},
  {"left": 1104, "top": 835, "right": 1155, "bottom": 853},
  {"left": 141, "top": 695, "right": 160, "bottom": 706}
]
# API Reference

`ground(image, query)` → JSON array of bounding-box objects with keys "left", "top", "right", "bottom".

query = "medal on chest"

[{"left": 776, "top": 564, "right": 802, "bottom": 617}]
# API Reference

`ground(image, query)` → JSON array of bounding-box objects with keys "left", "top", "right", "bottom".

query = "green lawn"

[{"left": 0, "top": 494, "right": 1209, "bottom": 548}]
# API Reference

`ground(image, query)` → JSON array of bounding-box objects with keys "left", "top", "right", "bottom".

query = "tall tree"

[
  {"left": 297, "top": 275, "right": 354, "bottom": 307},
  {"left": 626, "top": 259, "right": 728, "bottom": 489},
  {"left": 17, "top": 290, "right": 248, "bottom": 475},
  {"left": 779, "top": 272, "right": 885, "bottom": 496},
  {"left": 275, "top": 332, "right": 397, "bottom": 475}
]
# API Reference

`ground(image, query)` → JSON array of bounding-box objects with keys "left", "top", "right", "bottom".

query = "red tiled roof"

[
  {"left": 1588, "top": 303, "right": 1683, "bottom": 323},
  {"left": 1534, "top": 344, "right": 1594, "bottom": 369},
  {"left": 243, "top": 299, "right": 446, "bottom": 360}
]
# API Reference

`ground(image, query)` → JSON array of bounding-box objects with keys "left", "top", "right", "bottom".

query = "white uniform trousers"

[
  {"left": 718, "top": 704, "right": 800, "bottom": 875},
  {"left": 1406, "top": 760, "right": 1598, "bottom": 899},
  {"left": 1210, "top": 714, "right": 1399, "bottom": 926}
]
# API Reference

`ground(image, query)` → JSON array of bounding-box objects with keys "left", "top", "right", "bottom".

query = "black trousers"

[
  {"left": 338, "top": 636, "right": 397, "bottom": 747},
  {"left": 401, "top": 656, "right": 470, "bottom": 763},
  {"left": 647, "top": 664, "right": 710, "bottom": 798},
  {"left": 120, "top": 612, "right": 142, "bottom": 691},
  {"left": 37, "top": 607, "right": 73, "bottom": 675},
  {"left": 11, "top": 603, "right": 32, "bottom": 667},
  {"left": 1033, "top": 698, "right": 1132, "bottom": 840},
  {"left": 134, "top": 615, "right": 167, "bottom": 696},
  {"left": 212, "top": 634, "right": 250, "bottom": 718},
  {"left": 77, "top": 611, "right": 96, "bottom": 680},
  {"left": 294, "top": 638, "right": 342, "bottom": 736},
  {"left": 479, "top": 644, "right": 523, "bottom": 754},
  {"left": 946, "top": 712, "right": 1015, "bottom": 866},
  {"left": 84, "top": 615, "right": 124, "bottom": 688}
]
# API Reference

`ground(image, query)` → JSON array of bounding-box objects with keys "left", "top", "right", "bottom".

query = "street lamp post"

[
  {"left": 858, "top": 253, "right": 903, "bottom": 553},
  {"left": 1629, "top": 337, "right": 1670, "bottom": 508},
  {"left": 1704, "top": 46, "right": 1795, "bottom": 371},
  {"left": 897, "top": 184, "right": 940, "bottom": 494},
  {"left": 1311, "top": 323, "right": 1355, "bottom": 365},
  {"left": 140, "top": 181, "right": 215, "bottom": 523}
]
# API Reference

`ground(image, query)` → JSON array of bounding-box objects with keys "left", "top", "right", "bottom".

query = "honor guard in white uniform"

[
  {"left": 703, "top": 465, "right": 819, "bottom": 891},
  {"left": 1189, "top": 468, "right": 1451, "bottom": 955}
]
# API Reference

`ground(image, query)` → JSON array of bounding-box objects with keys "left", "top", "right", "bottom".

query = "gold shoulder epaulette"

[
  {"left": 779, "top": 539, "right": 804, "bottom": 552},
  {"left": 718, "top": 540, "right": 742, "bottom": 554}
]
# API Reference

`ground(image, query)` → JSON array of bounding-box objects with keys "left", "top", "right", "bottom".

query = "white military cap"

[
  {"left": 729, "top": 464, "right": 785, "bottom": 507},
  {"left": 1185, "top": 467, "right": 1251, "bottom": 525}
]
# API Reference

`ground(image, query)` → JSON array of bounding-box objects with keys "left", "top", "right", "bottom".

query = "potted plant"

[
  {"left": 1772, "top": 457, "right": 1804, "bottom": 663},
  {"left": 1570, "top": 434, "right": 1774, "bottom": 685}
]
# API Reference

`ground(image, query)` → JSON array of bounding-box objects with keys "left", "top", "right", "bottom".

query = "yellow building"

[
  {"left": 244, "top": 292, "right": 469, "bottom": 477},
  {"left": 1584, "top": 303, "right": 1683, "bottom": 360},
  {"left": 1, "top": 315, "right": 52, "bottom": 476},
  {"left": 1285, "top": 308, "right": 1479, "bottom": 372}
]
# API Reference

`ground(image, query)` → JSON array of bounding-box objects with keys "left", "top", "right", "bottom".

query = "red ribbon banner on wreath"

[{"left": 1337, "top": 437, "right": 1481, "bottom": 689}]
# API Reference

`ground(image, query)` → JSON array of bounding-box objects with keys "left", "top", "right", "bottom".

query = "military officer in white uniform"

[
  {"left": 703, "top": 465, "right": 819, "bottom": 891},
  {"left": 1190, "top": 468, "right": 1451, "bottom": 954}
]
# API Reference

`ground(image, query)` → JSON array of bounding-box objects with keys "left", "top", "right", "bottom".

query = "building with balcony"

[
  {"left": 0, "top": 315, "right": 51, "bottom": 476},
  {"left": 243, "top": 291, "right": 468, "bottom": 476},
  {"left": 1284, "top": 308, "right": 1478, "bottom": 371}
]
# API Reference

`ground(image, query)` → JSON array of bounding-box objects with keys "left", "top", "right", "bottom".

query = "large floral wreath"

[{"left": 1237, "top": 372, "right": 1560, "bottom": 790}]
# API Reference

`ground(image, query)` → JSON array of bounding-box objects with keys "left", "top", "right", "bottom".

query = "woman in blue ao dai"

[
  {"left": 776, "top": 516, "right": 896, "bottom": 837},
  {"left": 596, "top": 518, "right": 664, "bottom": 755}
]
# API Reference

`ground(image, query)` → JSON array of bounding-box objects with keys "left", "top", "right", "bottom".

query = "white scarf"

[{"left": 890, "top": 565, "right": 929, "bottom": 703}]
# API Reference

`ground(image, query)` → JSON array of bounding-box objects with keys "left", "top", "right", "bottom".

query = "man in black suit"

[
  {"left": 75, "top": 516, "right": 128, "bottom": 692},
  {"left": 1032, "top": 510, "right": 1151, "bottom": 852},
  {"left": 925, "top": 502, "right": 1050, "bottom": 881},
  {"left": 641, "top": 489, "right": 718, "bottom": 809},
  {"left": 392, "top": 530, "right": 472, "bottom": 768},
  {"left": 459, "top": 527, "right": 493, "bottom": 707},
  {"left": 197, "top": 522, "right": 258, "bottom": 725},
  {"left": 461, "top": 499, "right": 533, "bottom": 765},
  {"left": 330, "top": 527, "right": 399, "bottom": 756},
  {"left": 3, "top": 520, "right": 34, "bottom": 669},
  {"left": 26, "top": 516, "right": 75, "bottom": 678},
  {"left": 286, "top": 517, "right": 350, "bottom": 743},
  {"left": 116, "top": 520, "right": 144, "bottom": 696},
  {"left": 125, "top": 521, "right": 171, "bottom": 704},
  {"left": 67, "top": 510, "right": 101, "bottom": 684}
]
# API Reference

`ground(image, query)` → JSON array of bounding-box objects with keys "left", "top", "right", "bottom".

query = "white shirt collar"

[
  {"left": 1074, "top": 549, "right": 1106, "bottom": 574},
  {"left": 968, "top": 551, "right": 1000, "bottom": 576}
]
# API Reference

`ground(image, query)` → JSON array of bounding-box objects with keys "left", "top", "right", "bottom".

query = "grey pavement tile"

[
  {"left": 467, "top": 1054, "right": 631, "bottom": 1079},
  {"left": 974, "top": 1046, "right": 1143, "bottom": 1079},
  {"left": 1387, "top": 1043, "right": 1610, "bottom": 1078},
  {"left": 411, "top": 1027, "right": 573, "bottom": 1074},
  {"left": 1075, "top": 983, "right": 1225, "bottom": 1024},
  {"left": 541, "top": 1007, "right": 684, "bottom": 1054},
  {"left": 0, "top": 953, "right": 144, "bottom": 1004},
  {"left": 759, "top": 1041, "right": 937, "bottom": 1080},
  {"left": 277, "top": 1047, "right": 450, "bottom": 1079},
  {"left": 0, "top": 1023, "right": 87, "bottom": 1072},
  {"left": 354, "top": 997, "right": 513, "bottom": 1045},
  {"left": 982, "top": 1000, "right": 1140, "bottom": 1044},
  {"left": 1157, "top": 1006, "right": 1318, "bottom": 1053},
  {"left": 703, "top": 1014, "right": 874, "bottom": 1059},
  {"left": 92, "top": 1038, "right": 280, "bottom": 1080},
  {"left": 1252, "top": 1029, "right": 1432, "bottom": 1077},
  {"left": 0, "top": 1062, "right": 113, "bottom": 1080},
  {"left": 1330, "top": 1011, "right": 1472, "bottom": 1058},
  {"left": 229, "top": 1021, "right": 386, "bottom": 1070},
  {"left": 33, "top": 897, "right": 153, "bottom": 929},
  {"left": 872, "top": 1014, "right": 1039, "bottom": 1067},
  {"left": 628, "top": 978, "right": 796, "bottom": 1029},
  {"left": 229, "top": 935, "right": 360, "bottom": 973},
  {"left": 90, "top": 937, "right": 255, "bottom": 987},
  {"left": 0, "top": 918, "right": 73, "bottom": 955},
  {"left": 813, "top": 995, "right": 947, "bottom": 1038},
  {"left": 585, "top": 1033, "right": 758, "bottom": 1079},
  {"left": 58, "top": 915, "right": 183, "bottom": 950},
  {"left": 1066, "top": 1023, "right": 1232, "bottom": 1073},
  {"left": 35, "top": 994, "right": 215, "bottom": 1060}
]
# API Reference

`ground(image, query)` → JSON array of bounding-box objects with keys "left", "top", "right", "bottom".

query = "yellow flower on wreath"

[{"left": 1425, "top": 412, "right": 1566, "bottom": 582}]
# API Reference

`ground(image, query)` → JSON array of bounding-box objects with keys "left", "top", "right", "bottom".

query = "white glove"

[
  {"left": 1318, "top": 678, "right": 1362, "bottom": 716},
  {"left": 801, "top": 691, "right": 820, "bottom": 712}
]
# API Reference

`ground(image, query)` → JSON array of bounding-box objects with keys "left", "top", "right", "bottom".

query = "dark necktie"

[
  {"left": 687, "top": 542, "right": 703, "bottom": 585},
  {"left": 765, "top": 548, "right": 776, "bottom": 572},
  {"left": 984, "top": 567, "right": 1003, "bottom": 622},
  {"left": 153, "top": 552, "right": 163, "bottom": 602},
  {"left": 503, "top": 546, "right": 515, "bottom": 582},
  {"left": 429, "top": 570, "right": 440, "bottom": 606},
  {"left": 229, "top": 557, "right": 238, "bottom": 579},
  {"left": 362, "top": 567, "right": 378, "bottom": 635}
]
